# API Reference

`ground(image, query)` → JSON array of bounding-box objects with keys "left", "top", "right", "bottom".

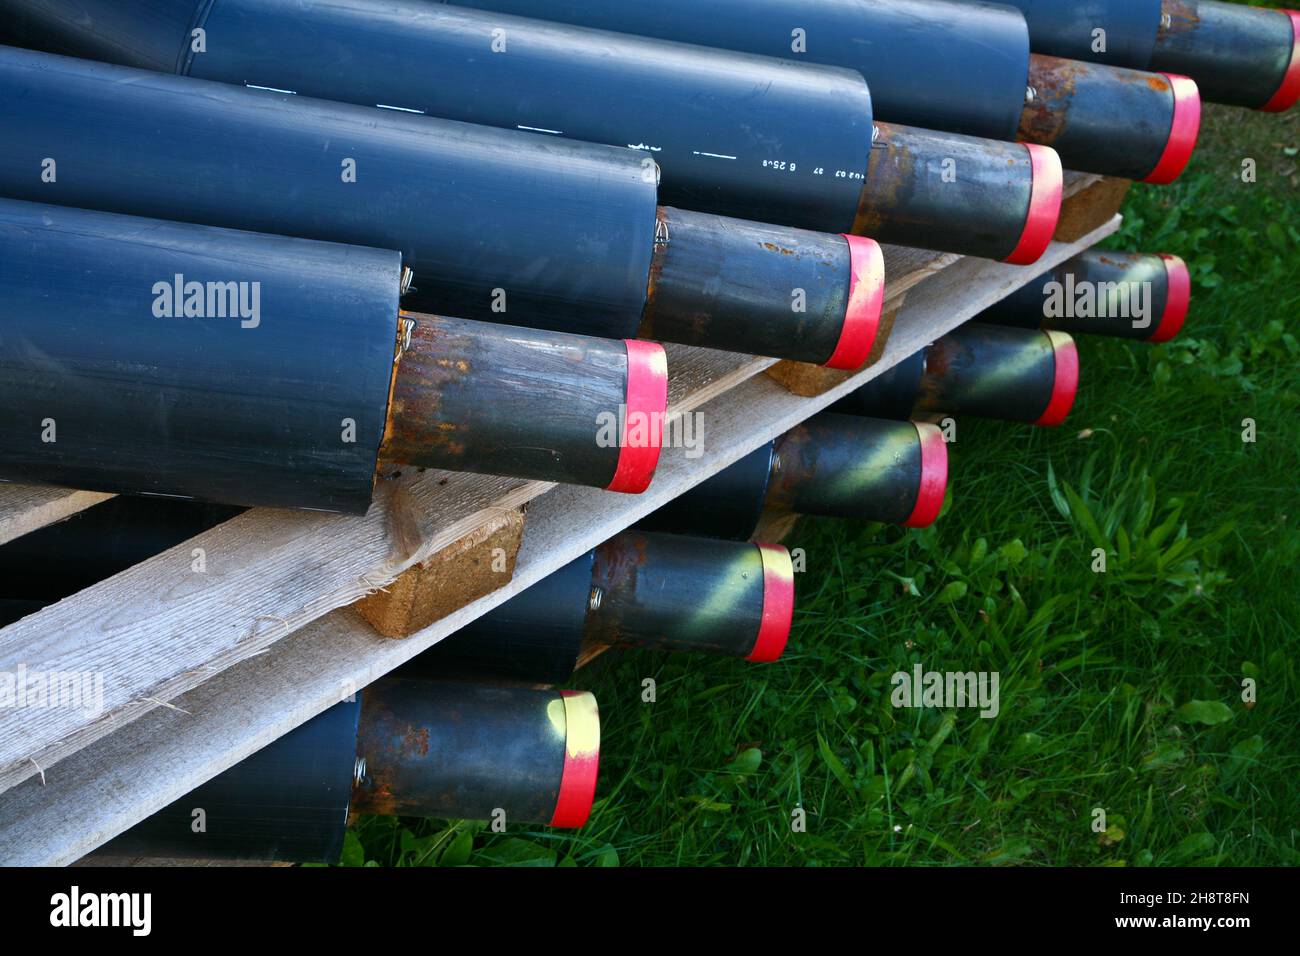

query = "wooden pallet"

[{"left": 0, "top": 178, "right": 1123, "bottom": 865}]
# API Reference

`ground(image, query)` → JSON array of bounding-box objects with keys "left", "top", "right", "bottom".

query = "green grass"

[{"left": 347, "top": 83, "right": 1300, "bottom": 869}]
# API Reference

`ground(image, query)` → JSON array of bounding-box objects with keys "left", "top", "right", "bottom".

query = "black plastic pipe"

[
  {"left": 2, "top": 0, "right": 869, "bottom": 233},
  {"left": 639, "top": 415, "right": 949, "bottom": 542},
  {"left": 1019, "top": 54, "right": 1200, "bottom": 183},
  {"left": 0, "top": 44, "right": 656, "bottom": 338},
  {"left": 217, "top": 0, "right": 1054, "bottom": 262},
  {"left": 103, "top": 679, "right": 601, "bottom": 862},
  {"left": 426, "top": 0, "right": 1033, "bottom": 142},
  {"left": 994, "top": 0, "right": 1300, "bottom": 111},
  {"left": 356, "top": 0, "right": 1202, "bottom": 180},
  {"left": 1151, "top": 2, "right": 1300, "bottom": 111},
  {"left": 0, "top": 199, "right": 669, "bottom": 510},
  {"left": 976, "top": 249, "right": 1191, "bottom": 343},
  {"left": 997, "top": 0, "right": 1164, "bottom": 69},
  {"left": 408, "top": 531, "right": 796, "bottom": 684},
  {"left": 0, "top": 1, "right": 1062, "bottom": 264},
  {"left": 0, "top": 44, "right": 885, "bottom": 367},
  {"left": 639, "top": 444, "right": 781, "bottom": 544},
  {"left": 834, "top": 325, "right": 1081, "bottom": 428},
  {"left": 404, "top": 554, "right": 597, "bottom": 687},
  {"left": 103, "top": 693, "right": 364, "bottom": 863},
  {"left": 0, "top": 498, "right": 241, "bottom": 609}
]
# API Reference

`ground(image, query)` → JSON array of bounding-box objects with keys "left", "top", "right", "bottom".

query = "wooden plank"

[
  {"left": 0, "top": 485, "right": 114, "bottom": 548},
  {"left": 0, "top": 215, "right": 1120, "bottom": 865},
  {"left": 354, "top": 505, "right": 527, "bottom": 638},
  {"left": 1055, "top": 176, "right": 1131, "bottom": 243},
  {"left": 0, "top": 471, "right": 542, "bottom": 793}
]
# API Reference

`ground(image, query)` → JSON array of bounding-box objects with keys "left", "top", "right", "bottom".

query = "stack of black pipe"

[{"left": 0, "top": 0, "right": 1287, "bottom": 863}]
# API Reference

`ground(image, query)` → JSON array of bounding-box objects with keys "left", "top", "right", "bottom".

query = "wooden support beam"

[{"left": 353, "top": 506, "right": 527, "bottom": 639}]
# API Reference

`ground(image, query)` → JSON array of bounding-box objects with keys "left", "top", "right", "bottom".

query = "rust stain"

[
  {"left": 637, "top": 206, "right": 670, "bottom": 339},
  {"left": 1018, "top": 54, "right": 1082, "bottom": 146},
  {"left": 596, "top": 530, "right": 649, "bottom": 589},
  {"left": 402, "top": 725, "right": 431, "bottom": 757},
  {"left": 853, "top": 121, "right": 913, "bottom": 235},
  {"left": 923, "top": 337, "right": 955, "bottom": 380},
  {"left": 587, "top": 531, "right": 651, "bottom": 645},
  {"left": 350, "top": 777, "right": 398, "bottom": 817},
  {"left": 376, "top": 309, "right": 410, "bottom": 477},
  {"left": 351, "top": 698, "right": 417, "bottom": 818},
  {"left": 766, "top": 424, "right": 816, "bottom": 509},
  {"left": 675, "top": 310, "right": 711, "bottom": 338},
  {"left": 1158, "top": 0, "right": 1200, "bottom": 40},
  {"left": 377, "top": 312, "right": 472, "bottom": 468},
  {"left": 913, "top": 335, "right": 960, "bottom": 414}
]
